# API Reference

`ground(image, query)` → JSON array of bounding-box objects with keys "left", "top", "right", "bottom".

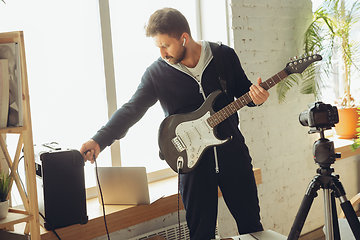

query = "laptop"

[
  {"left": 96, "top": 167, "right": 163, "bottom": 205},
  {"left": 215, "top": 230, "right": 287, "bottom": 240}
]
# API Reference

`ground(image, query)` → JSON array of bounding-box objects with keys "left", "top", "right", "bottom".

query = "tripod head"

[{"left": 312, "top": 128, "right": 341, "bottom": 168}]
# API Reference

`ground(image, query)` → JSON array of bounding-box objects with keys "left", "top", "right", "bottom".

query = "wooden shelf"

[
  {"left": 0, "top": 31, "right": 40, "bottom": 239},
  {"left": 0, "top": 210, "right": 33, "bottom": 230},
  {"left": 0, "top": 127, "right": 27, "bottom": 134}
]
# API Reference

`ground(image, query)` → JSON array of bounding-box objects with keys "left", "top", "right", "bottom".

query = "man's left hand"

[{"left": 249, "top": 77, "right": 269, "bottom": 105}]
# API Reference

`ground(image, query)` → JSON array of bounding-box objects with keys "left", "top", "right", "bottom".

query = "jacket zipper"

[
  {"left": 201, "top": 56, "right": 220, "bottom": 173},
  {"left": 169, "top": 52, "right": 220, "bottom": 173}
]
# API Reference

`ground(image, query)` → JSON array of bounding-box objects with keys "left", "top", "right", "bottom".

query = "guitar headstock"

[{"left": 285, "top": 53, "right": 322, "bottom": 75}]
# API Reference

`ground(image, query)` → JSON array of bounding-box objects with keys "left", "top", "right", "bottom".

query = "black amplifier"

[{"left": 37, "top": 149, "right": 88, "bottom": 230}]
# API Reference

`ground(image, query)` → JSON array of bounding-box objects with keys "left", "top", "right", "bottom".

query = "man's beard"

[{"left": 165, "top": 47, "right": 186, "bottom": 65}]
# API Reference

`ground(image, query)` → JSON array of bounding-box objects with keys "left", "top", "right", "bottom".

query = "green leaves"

[
  {"left": 277, "top": 0, "right": 360, "bottom": 105},
  {"left": 277, "top": 61, "right": 323, "bottom": 102},
  {"left": 0, "top": 171, "right": 12, "bottom": 202},
  {"left": 276, "top": 73, "right": 300, "bottom": 103}
]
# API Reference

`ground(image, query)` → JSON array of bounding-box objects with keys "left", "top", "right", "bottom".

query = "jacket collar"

[{"left": 164, "top": 41, "right": 213, "bottom": 78}]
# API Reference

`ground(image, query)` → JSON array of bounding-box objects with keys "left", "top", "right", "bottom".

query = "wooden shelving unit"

[{"left": 0, "top": 31, "right": 40, "bottom": 240}]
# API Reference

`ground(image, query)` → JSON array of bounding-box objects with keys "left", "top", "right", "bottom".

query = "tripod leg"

[
  {"left": 331, "top": 178, "right": 360, "bottom": 239},
  {"left": 330, "top": 191, "right": 340, "bottom": 240},
  {"left": 323, "top": 189, "right": 341, "bottom": 240},
  {"left": 340, "top": 198, "right": 360, "bottom": 239},
  {"left": 323, "top": 189, "right": 334, "bottom": 240},
  {"left": 287, "top": 178, "right": 320, "bottom": 240}
]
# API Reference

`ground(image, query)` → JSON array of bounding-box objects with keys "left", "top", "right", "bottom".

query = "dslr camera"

[{"left": 299, "top": 101, "right": 339, "bottom": 130}]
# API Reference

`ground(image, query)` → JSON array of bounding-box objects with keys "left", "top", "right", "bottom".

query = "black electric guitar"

[{"left": 158, "top": 54, "right": 322, "bottom": 173}]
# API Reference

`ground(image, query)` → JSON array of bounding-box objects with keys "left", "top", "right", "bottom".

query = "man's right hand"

[{"left": 80, "top": 139, "right": 100, "bottom": 164}]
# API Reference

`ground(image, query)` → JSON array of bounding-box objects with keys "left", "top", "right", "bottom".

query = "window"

[
  {"left": 310, "top": 0, "right": 360, "bottom": 105},
  {"left": 0, "top": 0, "right": 110, "bottom": 194},
  {"left": 108, "top": 0, "right": 199, "bottom": 173}
]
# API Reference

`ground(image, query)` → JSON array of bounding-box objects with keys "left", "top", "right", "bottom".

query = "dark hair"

[{"left": 145, "top": 8, "right": 191, "bottom": 39}]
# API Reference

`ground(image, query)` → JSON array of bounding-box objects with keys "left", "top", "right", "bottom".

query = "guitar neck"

[{"left": 207, "top": 69, "right": 288, "bottom": 128}]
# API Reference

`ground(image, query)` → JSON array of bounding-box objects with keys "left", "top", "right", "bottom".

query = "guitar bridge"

[{"left": 172, "top": 136, "right": 186, "bottom": 152}]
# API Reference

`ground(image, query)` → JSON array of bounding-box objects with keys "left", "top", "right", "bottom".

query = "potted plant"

[
  {"left": 0, "top": 170, "right": 12, "bottom": 219},
  {"left": 277, "top": 0, "right": 360, "bottom": 138}
]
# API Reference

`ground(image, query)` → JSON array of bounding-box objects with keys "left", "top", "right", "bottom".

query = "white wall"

[{"left": 216, "top": 0, "right": 360, "bottom": 238}]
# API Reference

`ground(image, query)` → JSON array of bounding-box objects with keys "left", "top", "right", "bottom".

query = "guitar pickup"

[{"left": 171, "top": 136, "right": 186, "bottom": 152}]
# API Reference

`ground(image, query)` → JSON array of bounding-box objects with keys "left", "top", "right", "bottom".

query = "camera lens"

[{"left": 299, "top": 110, "right": 309, "bottom": 126}]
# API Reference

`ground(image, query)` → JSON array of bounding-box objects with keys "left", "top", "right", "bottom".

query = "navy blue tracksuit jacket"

[{"left": 93, "top": 42, "right": 263, "bottom": 239}]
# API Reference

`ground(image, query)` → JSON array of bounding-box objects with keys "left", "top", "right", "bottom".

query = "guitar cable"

[
  {"left": 177, "top": 159, "right": 184, "bottom": 240},
  {"left": 39, "top": 212, "right": 62, "bottom": 240},
  {"left": 95, "top": 156, "right": 110, "bottom": 240},
  {"left": 177, "top": 170, "right": 181, "bottom": 240},
  {"left": 85, "top": 150, "right": 110, "bottom": 240}
]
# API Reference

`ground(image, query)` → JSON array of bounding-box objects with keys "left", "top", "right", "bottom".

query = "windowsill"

[
  {"left": 39, "top": 168, "right": 262, "bottom": 240},
  {"left": 331, "top": 136, "right": 360, "bottom": 159}
]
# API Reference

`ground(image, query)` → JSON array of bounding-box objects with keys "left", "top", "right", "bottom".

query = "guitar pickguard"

[{"left": 172, "top": 111, "right": 228, "bottom": 169}]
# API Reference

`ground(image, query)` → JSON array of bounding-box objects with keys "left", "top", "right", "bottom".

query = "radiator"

[
  {"left": 129, "top": 222, "right": 190, "bottom": 240},
  {"left": 129, "top": 222, "right": 219, "bottom": 240}
]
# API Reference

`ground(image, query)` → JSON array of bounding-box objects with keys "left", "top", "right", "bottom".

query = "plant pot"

[
  {"left": 0, "top": 199, "right": 9, "bottom": 219},
  {"left": 334, "top": 107, "right": 359, "bottom": 139}
]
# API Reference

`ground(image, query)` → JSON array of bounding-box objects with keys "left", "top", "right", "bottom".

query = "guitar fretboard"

[{"left": 207, "top": 69, "right": 288, "bottom": 128}]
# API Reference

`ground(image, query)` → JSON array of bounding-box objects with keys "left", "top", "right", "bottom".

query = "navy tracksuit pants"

[{"left": 180, "top": 142, "right": 263, "bottom": 240}]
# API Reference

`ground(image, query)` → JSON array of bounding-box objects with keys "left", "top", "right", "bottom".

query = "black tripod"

[{"left": 287, "top": 128, "right": 360, "bottom": 240}]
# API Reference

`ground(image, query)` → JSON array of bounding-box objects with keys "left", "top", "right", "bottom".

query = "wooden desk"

[{"left": 39, "top": 168, "right": 262, "bottom": 240}]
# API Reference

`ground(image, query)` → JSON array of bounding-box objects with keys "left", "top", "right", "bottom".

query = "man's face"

[{"left": 153, "top": 34, "right": 186, "bottom": 65}]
